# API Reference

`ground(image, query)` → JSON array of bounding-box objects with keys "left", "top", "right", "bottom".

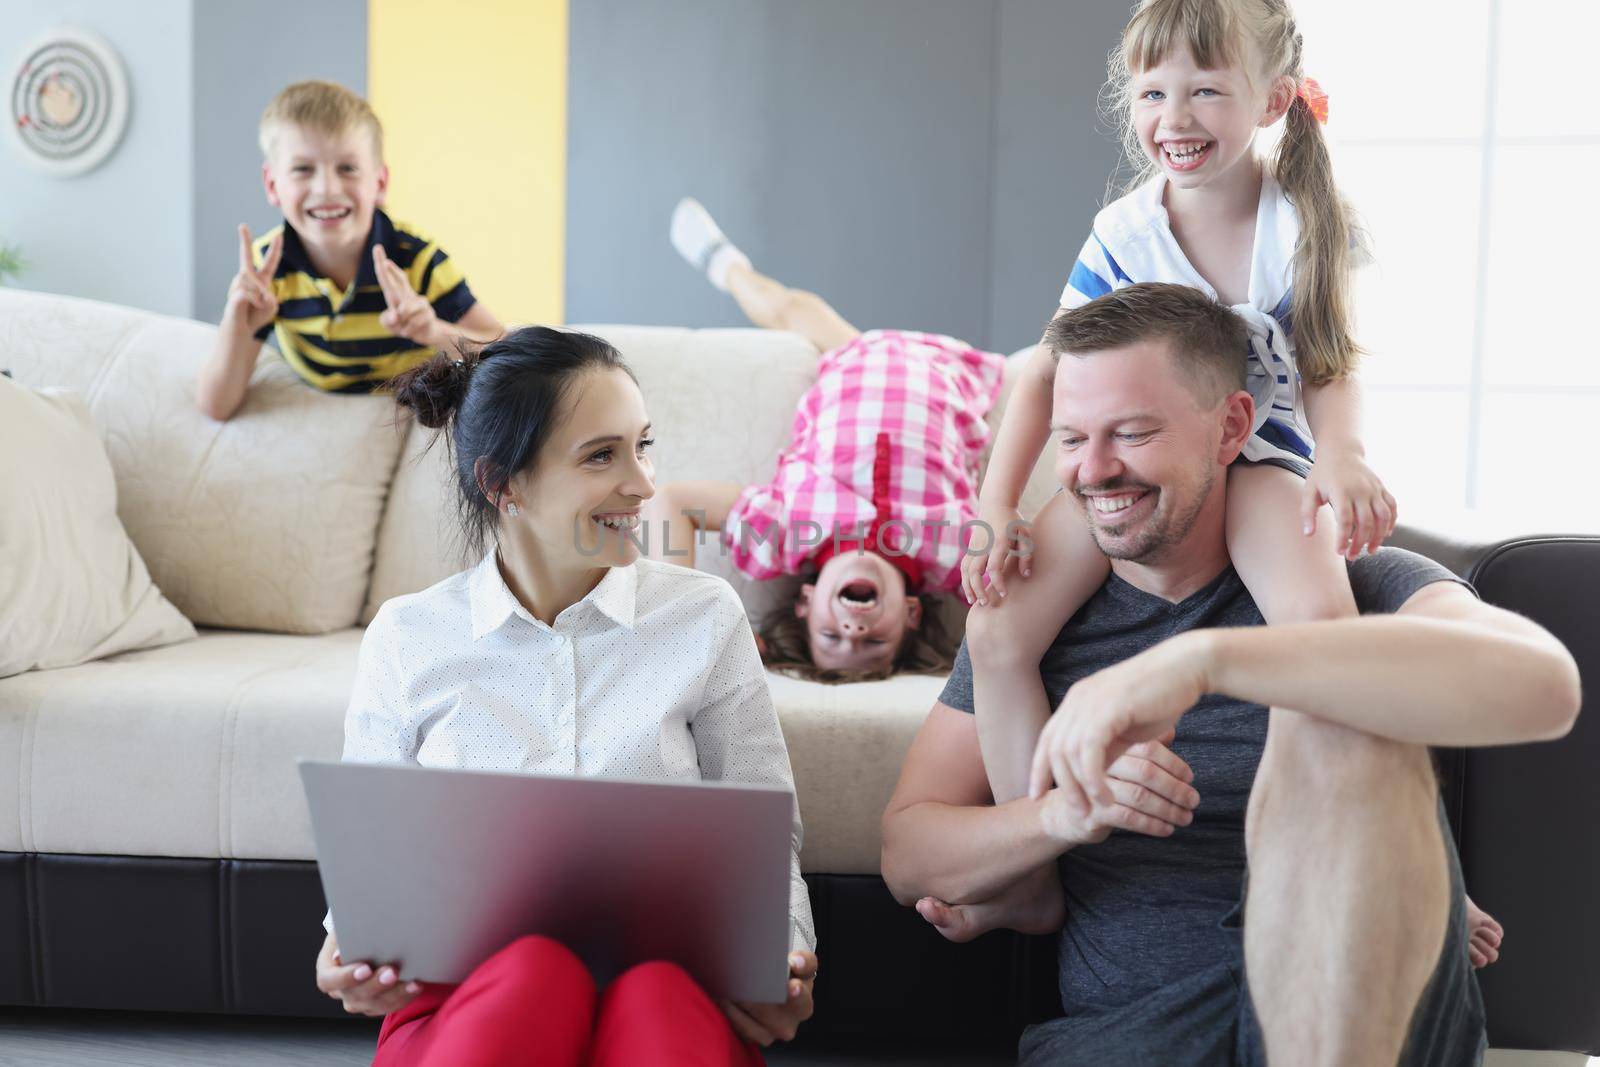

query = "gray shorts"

[{"left": 1017, "top": 805, "right": 1487, "bottom": 1067}]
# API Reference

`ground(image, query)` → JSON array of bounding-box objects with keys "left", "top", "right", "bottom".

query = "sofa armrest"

[{"left": 1390, "top": 520, "right": 1600, "bottom": 1054}]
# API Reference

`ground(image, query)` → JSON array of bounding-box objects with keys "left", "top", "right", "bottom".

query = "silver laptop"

[{"left": 299, "top": 760, "right": 796, "bottom": 1003}]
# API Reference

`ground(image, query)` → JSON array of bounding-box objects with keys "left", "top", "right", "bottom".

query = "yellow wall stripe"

[{"left": 369, "top": 0, "right": 567, "bottom": 327}]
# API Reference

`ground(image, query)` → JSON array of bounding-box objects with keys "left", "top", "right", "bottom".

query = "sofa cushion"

[
  {"left": 0, "top": 628, "right": 939, "bottom": 874},
  {"left": 0, "top": 380, "right": 194, "bottom": 677},
  {"left": 0, "top": 629, "right": 359, "bottom": 860},
  {"left": 0, "top": 289, "right": 405, "bottom": 635}
]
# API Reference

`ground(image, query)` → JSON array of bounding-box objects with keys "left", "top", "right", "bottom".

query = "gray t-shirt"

[{"left": 939, "top": 548, "right": 1469, "bottom": 1020}]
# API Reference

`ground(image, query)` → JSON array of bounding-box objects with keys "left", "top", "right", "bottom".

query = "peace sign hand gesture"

[
  {"left": 228, "top": 224, "right": 282, "bottom": 335},
  {"left": 373, "top": 245, "right": 440, "bottom": 347}
]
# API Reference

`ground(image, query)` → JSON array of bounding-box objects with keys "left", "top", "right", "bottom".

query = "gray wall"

[
  {"left": 191, "top": 0, "right": 367, "bottom": 322},
  {"left": 0, "top": 0, "right": 195, "bottom": 317},
  {"left": 566, "top": 0, "right": 1133, "bottom": 353},
  {"left": 991, "top": 0, "right": 1131, "bottom": 350}
]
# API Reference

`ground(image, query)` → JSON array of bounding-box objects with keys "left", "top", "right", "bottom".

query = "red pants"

[{"left": 372, "top": 935, "right": 766, "bottom": 1067}]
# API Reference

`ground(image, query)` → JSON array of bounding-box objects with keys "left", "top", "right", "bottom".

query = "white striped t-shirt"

[{"left": 1059, "top": 174, "right": 1315, "bottom": 467}]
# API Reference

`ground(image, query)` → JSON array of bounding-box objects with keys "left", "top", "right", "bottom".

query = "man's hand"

[
  {"left": 374, "top": 245, "right": 441, "bottom": 347},
  {"left": 1035, "top": 731, "right": 1200, "bottom": 846},
  {"left": 719, "top": 952, "right": 817, "bottom": 1046},
  {"left": 1029, "top": 633, "right": 1211, "bottom": 811},
  {"left": 914, "top": 738, "right": 1198, "bottom": 944},
  {"left": 1301, "top": 446, "right": 1397, "bottom": 560},
  {"left": 314, "top": 931, "right": 422, "bottom": 1017},
  {"left": 226, "top": 224, "right": 282, "bottom": 336}
]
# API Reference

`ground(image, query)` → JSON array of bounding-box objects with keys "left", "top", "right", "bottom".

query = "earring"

[{"left": 506, "top": 503, "right": 520, "bottom": 517}]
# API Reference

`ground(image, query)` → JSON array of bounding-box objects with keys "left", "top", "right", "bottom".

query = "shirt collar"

[
  {"left": 274, "top": 222, "right": 313, "bottom": 278},
  {"left": 274, "top": 208, "right": 394, "bottom": 288},
  {"left": 468, "top": 550, "right": 638, "bottom": 640},
  {"left": 353, "top": 208, "right": 396, "bottom": 290}
]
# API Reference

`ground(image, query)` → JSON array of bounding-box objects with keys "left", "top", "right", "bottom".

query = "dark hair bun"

[{"left": 390, "top": 353, "right": 473, "bottom": 429}]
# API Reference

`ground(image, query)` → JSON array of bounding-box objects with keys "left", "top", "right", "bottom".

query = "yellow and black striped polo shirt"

[{"left": 251, "top": 209, "right": 477, "bottom": 393}]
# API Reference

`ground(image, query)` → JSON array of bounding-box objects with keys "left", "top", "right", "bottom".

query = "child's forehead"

[
  {"left": 270, "top": 121, "right": 380, "bottom": 163},
  {"left": 1133, "top": 45, "right": 1246, "bottom": 79}
]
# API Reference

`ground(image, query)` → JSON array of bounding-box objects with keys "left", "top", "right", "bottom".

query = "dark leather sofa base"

[{"left": 0, "top": 853, "right": 1055, "bottom": 1041}]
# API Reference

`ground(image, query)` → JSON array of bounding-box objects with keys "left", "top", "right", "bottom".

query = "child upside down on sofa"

[{"left": 644, "top": 198, "right": 1003, "bottom": 682}]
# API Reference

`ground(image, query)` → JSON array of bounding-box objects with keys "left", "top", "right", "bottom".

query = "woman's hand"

[
  {"left": 719, "top": 951, "right": 817, "bottom": 1046},
  {"left": 960, "top": 503, "right": 1033, "bottom": 606},
  {"left": 1301, "top": 447, "right": 1397, "bottom": 560},
  {"left": 315, "top": 931, "right": 422, "bottom": 1017}
]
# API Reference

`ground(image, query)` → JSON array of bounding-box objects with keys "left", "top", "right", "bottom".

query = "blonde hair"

[
  {"left": 1105, "top": 0, "right": 1364, "bottom": 383},
  {"left": 258, "top": 80, "right": 384, "bottom": 163}
]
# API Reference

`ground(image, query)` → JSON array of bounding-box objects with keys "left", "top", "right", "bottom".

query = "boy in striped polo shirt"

[{"left": 198, "top": 81, "right": 502, "bottom": 421}]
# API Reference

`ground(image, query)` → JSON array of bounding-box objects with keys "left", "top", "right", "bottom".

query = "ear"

[
  {"left": 1260, "top": 74, "right": 1297, "bottom": 128},
  {"left": 375, "top": 162, "right": 390, "bottom": 207},
  {"left": 904, "top": 595, "right": 923, "bottom": 631},
  {"left": 794, "top": 583, "right": 814, "bottom": 619},
  {"left": 474, "top": 456, "right": 511, "bottom": 513},
  {"left": 262, "top": 161, "right": 280, "bottom": 208},
  {"left": 1217, "top": 390, "right": 1256, "bottom": 464}
]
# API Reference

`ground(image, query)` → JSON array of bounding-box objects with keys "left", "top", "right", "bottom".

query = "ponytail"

[{"left": 1272, "top": 69, "right": 1365, "bottom": 384}]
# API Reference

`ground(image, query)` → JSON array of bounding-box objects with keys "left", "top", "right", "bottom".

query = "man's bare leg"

[{"left": 1244, "top": 709, "right": 1451, "bottom": 1065}]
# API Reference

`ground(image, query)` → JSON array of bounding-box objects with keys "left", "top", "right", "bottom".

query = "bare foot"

[
  {"left": 1465, "top": 895, "right": 1503, "bottom": 969},
  {"left": 915, "top": 866, "right": 1065, "bottom": 943}
]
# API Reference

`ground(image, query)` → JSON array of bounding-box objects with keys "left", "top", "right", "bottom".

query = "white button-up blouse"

[{"left": 337, "top": 550, "right": 816, "bottom": 953}]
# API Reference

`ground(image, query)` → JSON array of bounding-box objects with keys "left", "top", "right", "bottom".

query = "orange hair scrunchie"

[{"left": 1296, "top": 76, "right": 1330, "bottom": 125}]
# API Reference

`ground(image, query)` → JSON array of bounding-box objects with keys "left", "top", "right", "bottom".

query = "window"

[{"left": 1293, "top": 0, "right": 1599, "bottom": 528}]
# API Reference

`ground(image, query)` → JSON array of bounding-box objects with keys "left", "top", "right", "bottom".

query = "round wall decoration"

[{"left": 8, "top": 27, "right": 130, "bottom": 177}]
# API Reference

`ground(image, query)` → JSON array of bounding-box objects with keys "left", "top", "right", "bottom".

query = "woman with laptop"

[{"left": 312, "top": 326, "right": 817, "bottom": 1066}]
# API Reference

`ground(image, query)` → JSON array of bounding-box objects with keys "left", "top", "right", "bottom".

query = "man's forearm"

[
  {"left": 881, "top": 794, "right": 1065, "bottom": 907},
  {"left": 1197, "top": 611, "right": 1581, "bottom": 746}
]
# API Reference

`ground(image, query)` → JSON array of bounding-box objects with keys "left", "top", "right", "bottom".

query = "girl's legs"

[
  {"left": 929, "top": 492, "right": 1110, "bottom": 939},
  {"left": 670, "top": 197, "right": 860, "bottom": 352},
  {"left": 1229, "top": 460, "right": 1505, "bottom": 969},
  {"left": 372, "top": 935, "right": 594, "bottom": 1067},
  {"left": 968, "top": 491, "right": 1111, "bottom": 801},
  {"left": 724, "top": 262, "right": 861, "bottom": 353},
  {"left": 1225, "top": 461, "right": 1357, "bottom": 624},
  {"left": 590, "top": 960, "right": 766, "bottom": 1067}
]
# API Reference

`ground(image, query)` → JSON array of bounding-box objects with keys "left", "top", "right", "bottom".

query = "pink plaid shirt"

[{"left": 722, "top": 329, "right": 1005, "bottom": 594}]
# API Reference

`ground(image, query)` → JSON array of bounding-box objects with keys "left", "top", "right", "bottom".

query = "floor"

[
  {"left": 0, "top": 1010, "right": 1593, "bottom": 1066},
  {"left": 0, "top": 1009, "right": 1014, "bottom": 1067}
]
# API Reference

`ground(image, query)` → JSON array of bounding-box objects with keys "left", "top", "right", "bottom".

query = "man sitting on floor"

[{"left": 880, "top": 282, "right": 1581, "bottom": 1066}]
